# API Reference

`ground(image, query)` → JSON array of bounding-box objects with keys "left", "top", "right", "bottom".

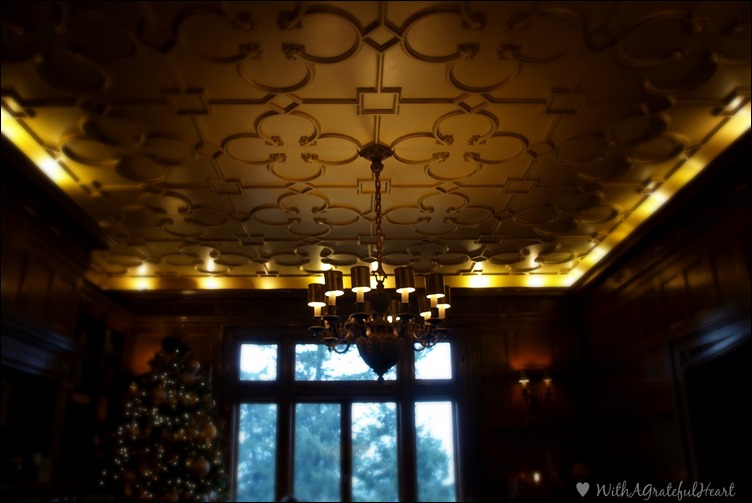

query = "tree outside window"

[{"left": 233, "top": 339, "right": 457, "bottom": 502}]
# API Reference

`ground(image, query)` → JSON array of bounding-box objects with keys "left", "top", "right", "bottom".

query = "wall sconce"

[{"left": 518, "top": 370, "right": 553, "bottom": 411}]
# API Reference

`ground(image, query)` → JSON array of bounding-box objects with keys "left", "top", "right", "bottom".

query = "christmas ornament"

[
  {"left": 188, "top": 457, "right": 211, "bottom": 477},
  {"left": 101, "top": 335, "right": 227, "bottom": 501},
  {"left": 200, "top": 423, "right": 217, "bottom": 440},
  {"left": 151, "top": 386, "right": 167, "bottom": 404}
]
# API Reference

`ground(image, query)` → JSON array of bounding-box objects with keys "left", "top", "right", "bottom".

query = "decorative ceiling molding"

[{"left": 1, "top": 1, "right": 750, "bottom": 291}]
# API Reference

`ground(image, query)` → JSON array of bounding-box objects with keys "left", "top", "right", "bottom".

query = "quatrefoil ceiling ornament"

[{"left": 0, "top": 1, "right": 749, "bottom": 291}]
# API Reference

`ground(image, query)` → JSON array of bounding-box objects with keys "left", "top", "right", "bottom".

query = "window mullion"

[
  {"left": 276, "top": 398, "right": 292, "bottom": 501},
  {"left": 342, "top": 400, "right": 352, "bottom": 502},
  {"left": 277, "top": 336, "right": 294, "bottom": 500},
  {"left": 398, "top": 395, "right": 417, "bottom": 502},
  {"left": 398, "top": 347, "right": 418, "bottom": 503}
]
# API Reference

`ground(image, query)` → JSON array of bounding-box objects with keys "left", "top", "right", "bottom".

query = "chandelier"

[{"left": 306, "top": 144, "right": 451, "bottom": 381}]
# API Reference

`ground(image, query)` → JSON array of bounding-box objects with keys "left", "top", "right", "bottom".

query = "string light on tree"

[{"left": 100, "top": 335, "right": 227, "bottom": 501}]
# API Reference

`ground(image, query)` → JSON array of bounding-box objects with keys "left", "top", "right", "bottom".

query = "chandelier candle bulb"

[
  {"left": 425, "top": 274, "right": 445, "bottom": 319},
  {"left": 437, "top": 286, "right": 451, "bottom": 319},
  {"left": 519, "top": 372, "right": 530, "bottom": 388},
  {"left": 308, "top": 284, "right": 326, "bottom": 318},
  {"left": 543, "top": 372, "right": 553, "bottom": 398},
  {"left": 424, "top": 273, "right": 446, "bottom": 299},
  {"left": 350, "top": 266, "right": 372, "bottom": 304},
  {"left": 418, "top": 296, "right": 431, "bottom": 323},
  {"left": 395, "top": 266, "right": 416, "bottom": 304},
  {"left": 324, "top": 270, "right": 344, "bottom": 306},
  {"left": 438, "top": 286, "right": 451, "bottom": 309},
  {"left": 429, "top": 295, "right": 439, "bottom": 319}
]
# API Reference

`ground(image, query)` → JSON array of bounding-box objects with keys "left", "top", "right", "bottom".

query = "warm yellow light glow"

[
  {"left": 588, "top": 246, "right": 608, "bottom": 264},
  {"left": 201, "top": 277, "right": 221, "bottom": 289},
  {"left": 135, "top": 278, "right": 151, "bottom": 291},
  {"left": 526, "top": 275, "right": 546, "bottom": 288},
  {"left": 533, "top": 471, "right": 541, "bottom": 484},
  {"left": 468, "top": 274, "right": 492, "bottom": 288},
  {"left": 38, "top": 157, "right": 69, "bottom": 185},
  {"left": 2, "top": 107, "right": 73, "bottom": 186},
  {"left": 260, "top": 276, "right": 310, "bottom": 289},
  {"left": 1, "top": 107, "right": 20, "bottom": 140},
  {"left": 394, "top": 283, "right": 414, "bottom": 294},
  {"left": 566, "top": 245, "right": 610, "bottom": 285},
  {"left": 119, "top": 276, "right": 155, "bottom": 291},
  {"left": 609, "top": 220, "right": 634, "bottom": 242},
  {"left": 450, "top": 274, "right": 564, "bottom": 288},
  {"left": 672, "top": 157, "right": 704, "bottom": 185},
  {"left": 639, "top": 190, "right": 670, "bottom": 216},
  {"left": 563, "top": 103, "right": 750, "bottom": 289},
  {"left": 563, "top": 269, "right": 583, "bottom": 287},
  {"left": 727, "top": 95, "right": 745, "bottom": 111}
]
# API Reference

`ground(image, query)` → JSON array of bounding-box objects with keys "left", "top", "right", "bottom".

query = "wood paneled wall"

[
  {"left": 579, "top": 137, "right": 751, "bottom": 488},
  {"left": 448, "top": 294, "right": 589, "bottom": 501},
  {"left": 2, "top": 133, "right": 750, "bottom": 501},
  {"left": 2, "top": 143, "right": 136, "bottom": 501},
  {"left": 1, "top": 185, "right": 84, "bottom": 338}
]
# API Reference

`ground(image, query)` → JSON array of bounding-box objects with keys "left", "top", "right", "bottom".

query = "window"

[
  {"left": 415, "top": 401, "right": 455, "bottom": 502},
  {"left": 237, "top": 403, "right": 277, "bottom": 502},
  {"left": 239, "top": 343, "right": 278, "bottom": 381},
  {"left": 228, "top": 329, "right": 459, "bottom": 502},
  {"left": 351, "top": 402, "right": 398, "bottom": 502},
  {"left": 295, "top": 344, "right": 396, "bottom": 381}
]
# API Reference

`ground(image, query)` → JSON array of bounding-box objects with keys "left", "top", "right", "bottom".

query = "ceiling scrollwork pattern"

[{"left": 1, "top": 1, "right": 749, "bottom": 289}]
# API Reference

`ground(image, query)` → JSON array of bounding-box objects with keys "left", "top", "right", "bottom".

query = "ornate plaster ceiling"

[{"left": 1, "top": 1, "right": 750, "bottom": 291}]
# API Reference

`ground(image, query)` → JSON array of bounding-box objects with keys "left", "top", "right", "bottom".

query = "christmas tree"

[{"left": 101, "top": 335, "right": 228, "bottom": 501}]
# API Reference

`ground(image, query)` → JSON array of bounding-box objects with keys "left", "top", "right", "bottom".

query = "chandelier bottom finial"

[{"left": 355, "top": 318, "right": 405, "bottom": 382}]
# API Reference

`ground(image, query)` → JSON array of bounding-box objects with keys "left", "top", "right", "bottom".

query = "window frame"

[{"left": 223, "top": 325, "right": 462, "bottom": 502}]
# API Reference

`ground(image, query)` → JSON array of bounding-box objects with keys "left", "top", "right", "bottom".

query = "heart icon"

[{"left": 576, "top": 482, "right": 590, "bottom": 497}]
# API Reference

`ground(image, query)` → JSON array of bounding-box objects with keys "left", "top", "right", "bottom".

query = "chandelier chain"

[{"left": 372, "top": 158, "right": 386, "bottom": 284}]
